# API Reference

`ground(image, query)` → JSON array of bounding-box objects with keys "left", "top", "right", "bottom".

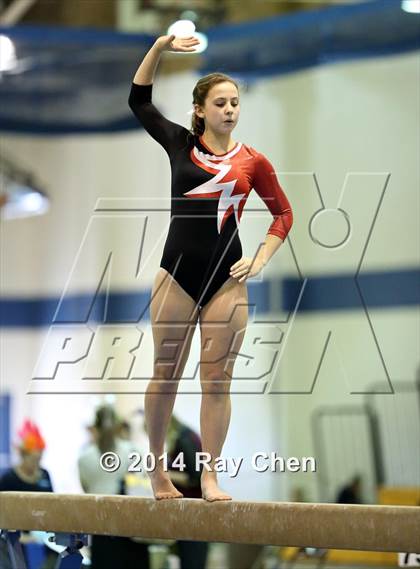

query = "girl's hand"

[
  {"left": 155, "top": 34, "right": 200, "bottom": 53},
  {"left": 230, "top": 257, "right": 264, "bottom": 283}
]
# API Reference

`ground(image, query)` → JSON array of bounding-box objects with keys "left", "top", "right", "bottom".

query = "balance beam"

[{"left": 0, "top": 492, "right": 418, "bottom": 553}]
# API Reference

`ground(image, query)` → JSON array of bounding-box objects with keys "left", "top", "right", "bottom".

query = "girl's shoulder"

[{"left": 237, "top": 142, "right": 262, "bottom": 160}]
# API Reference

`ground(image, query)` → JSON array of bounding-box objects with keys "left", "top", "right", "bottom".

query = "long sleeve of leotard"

[
  {"left": 128, "top": 82, "right": 188, "bottom": 156},
  {"left": 252, "top": 152, "right": 293, "bottom": 241}
]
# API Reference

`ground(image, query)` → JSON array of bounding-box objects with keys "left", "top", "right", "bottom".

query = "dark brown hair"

[{"left": 190, "top": 72, "right": 240, "bottom": 137}]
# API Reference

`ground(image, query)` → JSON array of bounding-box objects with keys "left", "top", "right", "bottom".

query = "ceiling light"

[
  {"left": 168, "top": 19, "right": 196, "bottom": 37},
  {"left": 401, "top": 0, "right": 420, "bottom": 13},
  {"left": 0, "top": 154, "right": 50, "bottom": 220},
  {"left": 0, "top": 35, "right": 17, "bottom": 72}
]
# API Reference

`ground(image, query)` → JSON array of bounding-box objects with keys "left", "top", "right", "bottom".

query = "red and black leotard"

[{"left": 128, "top": 82, "right": 293, "bottom": 308}]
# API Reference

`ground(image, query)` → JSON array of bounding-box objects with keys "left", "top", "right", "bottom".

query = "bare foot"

[
  {"left": 201, "top": 474, "right": 232, "bottom": 502},
  {"left": 149, "top": 469, "right": 183, "bottom": 500}
]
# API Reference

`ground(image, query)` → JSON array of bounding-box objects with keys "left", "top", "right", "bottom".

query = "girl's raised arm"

[{"left": 128, "top": 35, "right": 200, "bottom": 155}]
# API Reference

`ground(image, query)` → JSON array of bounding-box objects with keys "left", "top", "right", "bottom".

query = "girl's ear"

[{"left": 194, "top": 104, "right": 204, "bottom": 119}]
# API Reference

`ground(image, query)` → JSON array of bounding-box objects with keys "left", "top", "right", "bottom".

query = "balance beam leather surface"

[{"left": 0, "top": 492, "right": 418, "bottom": 552}]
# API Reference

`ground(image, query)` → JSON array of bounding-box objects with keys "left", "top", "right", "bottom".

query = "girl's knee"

[
  {"left": 200, "top": 368, "right": 231, "bottom": 394},
  {"left": 152, "top": 364, "right": 182, "bottom": 382}
]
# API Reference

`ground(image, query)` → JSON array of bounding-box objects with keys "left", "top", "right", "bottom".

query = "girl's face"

[{"left": 195, "top": 81, "right": 240, "bottom": 136}]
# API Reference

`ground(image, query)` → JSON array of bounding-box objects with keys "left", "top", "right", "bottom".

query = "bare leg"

[
  {"left": 145, "top": 268, "right": 200, "bottom": 499},
  {"left": 198, "top": 277, "right": 248, "bottom": 501}
]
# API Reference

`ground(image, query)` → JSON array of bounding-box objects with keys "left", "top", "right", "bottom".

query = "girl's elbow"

[{"left": 286, "top": 208, "right": 294, "bottom": 231}]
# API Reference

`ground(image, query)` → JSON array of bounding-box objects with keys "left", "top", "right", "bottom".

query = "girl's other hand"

[{"left": 230, "top": 257, "right": 265, "bottom": 283}]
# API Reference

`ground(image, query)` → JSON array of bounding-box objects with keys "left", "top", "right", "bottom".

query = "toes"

[
  {"left": 202, "top": 493, "right": 232, "bottom": 502},
  {"left": 155, "top": 491, "right": 184, "bottom": 500}
]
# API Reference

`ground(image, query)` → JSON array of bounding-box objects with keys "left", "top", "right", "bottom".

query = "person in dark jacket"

[
  {"left": 0, "top": 419, "right": 56, "bottom": 569},
  {"left": 166, "top": 414, "right": 209, "bottom": 569},
  {"left": 336, "top": 474, "right": 362, "bottom": 504}
]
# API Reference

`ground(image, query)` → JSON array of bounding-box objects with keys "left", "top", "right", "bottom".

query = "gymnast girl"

[{"left": 128, "top": 34, "right": 293, "bottom": 501}]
